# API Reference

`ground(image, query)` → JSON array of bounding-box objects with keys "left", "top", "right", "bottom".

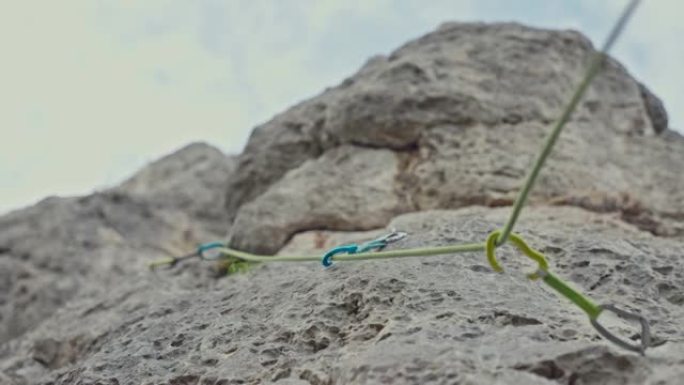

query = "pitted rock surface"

[
  {"left": 2, "top": 208, "right": 684, "bottom": 385},
  {"left": 1, "top": 22, "right": 684, "bottom": 385}
]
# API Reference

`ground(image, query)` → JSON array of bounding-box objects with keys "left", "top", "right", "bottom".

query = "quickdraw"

[{"left": 486, "top": 230, "right": 650, "bottom": 355}]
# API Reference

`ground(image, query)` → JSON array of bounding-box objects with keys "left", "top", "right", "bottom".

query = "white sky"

[{"left": 1, "top": 0, "right": 681, "bottom": 214}]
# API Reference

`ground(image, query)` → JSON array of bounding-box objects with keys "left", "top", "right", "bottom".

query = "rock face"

[
  {"left": 1, "top": 22, "right": 684, "bottom": 385},
  {"left": 3, "top": 208, "right": 684, "bottom": 385},
  {"left": 226, "top": 22, "right": 679, "bottom": 255},
  {"left": 0, "top": 143, "right": 235, "bottom": 346}
]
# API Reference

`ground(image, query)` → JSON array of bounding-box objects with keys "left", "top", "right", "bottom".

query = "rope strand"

[
  {"left": 496, "top": 0, "right": 641, "bottom": 246},
  {"left": 209, "top": 242, "right": 486, "bottom": 264}
]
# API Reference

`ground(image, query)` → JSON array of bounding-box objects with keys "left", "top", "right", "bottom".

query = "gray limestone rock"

[
  {"left": 118, "top": 142, "right": 237, "bottom": 235},
  {"left": 225, "top": 22, "right": 684, "bottom": 255},
  {"left": 0, "top": 143, "right": 236, "bottom": 346},
  {"left": 2, "top": 208, "right": 683, "bottom": 384},
  {"left": 230, "top": 145, "right": 412, "bottom": 254},
  {"left": 2, "top": 22, "right": 684, "bottom": 385}
]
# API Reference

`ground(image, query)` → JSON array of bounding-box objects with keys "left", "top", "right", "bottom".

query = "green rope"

[
  {"left": 211, "top": 242, "right": 486, "bottom": 264},
  {"left": 485, "top": 230, "right": 602, "bottom": 319},
  {"left": 486, "top": 230, "right": 548, "bottom": 280},
  {"left": 148, "top": 257, "right": 177, "bottom": 269},
  {"left": 542, "top": 272, "right": 602, "bottom": 320},
  {"left": 496, "top": 0, "right": 641, "bottom": 246}
]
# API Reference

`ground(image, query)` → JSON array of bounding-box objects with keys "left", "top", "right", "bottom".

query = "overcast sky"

[{"left": 1, "top": 0, "right": 681, "bottom": 214}]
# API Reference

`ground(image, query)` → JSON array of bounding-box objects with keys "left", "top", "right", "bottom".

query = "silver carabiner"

[
  {"left": 374, "top": 229, "right": 408, "bottom": 245},
  {"left": 590, "top": 304, "right": 651, "bottom": 355}
]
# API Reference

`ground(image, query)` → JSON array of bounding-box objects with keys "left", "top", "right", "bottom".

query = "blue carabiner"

[
  {"left": 357, "top": 239, "right": 387, "bottom": 253},
  {"left": 321, "top": 244, "right": 358, "bottom": 267},
  {"left": 321, "top": 230, "right": 408, "bottom": 268},
  {"left": 197, "top": 242, "right": 226, "bottom": 260}
]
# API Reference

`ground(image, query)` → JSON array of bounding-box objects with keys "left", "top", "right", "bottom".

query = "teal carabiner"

[
  {"left": 321, "top": 244, "right": 359, "bottom": 267},
  {"left": 198, "top": 242, "right": 226, "bottom": 260},
  {"left": 321, "top": 230, "right": 408, "bottom": 267}
]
